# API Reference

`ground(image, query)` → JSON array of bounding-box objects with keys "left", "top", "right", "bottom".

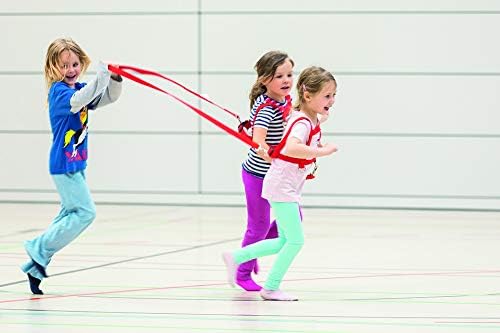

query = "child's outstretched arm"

[
  {"left": 69, "top": 62, "right": 111, "bottom": 113},
  {"left": 90, "top": 72, "right": 123, "bottom": 109},
  {"left": 285, "top": 136, "right": 337, "bottom": 159}
]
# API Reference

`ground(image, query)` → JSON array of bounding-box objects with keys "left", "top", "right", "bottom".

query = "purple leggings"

[{"left": 238, "top": 168, "right": 302, "bottom": 280}]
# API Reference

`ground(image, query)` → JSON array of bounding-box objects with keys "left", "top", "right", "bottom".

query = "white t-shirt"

[{"left": 262, "top": 112, "right": 321, "bottom": 203}]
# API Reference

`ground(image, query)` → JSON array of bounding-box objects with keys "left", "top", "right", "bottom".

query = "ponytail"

[{"left": 249, "top": 81, "right": 267, "bottom": 109}]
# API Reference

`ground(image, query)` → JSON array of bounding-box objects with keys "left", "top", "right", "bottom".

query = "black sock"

[
  {"left": 32, "top": 260, "right": 48, "bottom": 278},
  {"left": 27, "top": 273, "right": 43, "bottom": 295}
]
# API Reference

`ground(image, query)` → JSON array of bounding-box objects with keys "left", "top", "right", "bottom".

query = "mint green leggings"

[{"left": 233, "top": 201, "right": 304, "bottom": 290}]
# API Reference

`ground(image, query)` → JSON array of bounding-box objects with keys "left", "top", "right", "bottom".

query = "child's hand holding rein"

[
  {"left": 256, "top": 145, "right": 272, "bottom": 163},
  {"left": 105, "top": 62, "right": 123, "bottom": 82}
]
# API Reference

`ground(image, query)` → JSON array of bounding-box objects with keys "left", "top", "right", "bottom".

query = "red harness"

[
  {"left": 238, "top": 95, "right": 292, "bottom": 140},
  {"left": 269, "top": 116, "right": 322, "bottom": 180},
  {"left": 106, "top": 64, "right": 322, "bottom": 179}
]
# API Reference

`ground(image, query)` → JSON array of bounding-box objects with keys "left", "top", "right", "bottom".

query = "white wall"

[{"left": 1, "top": 1, "right": 499, "bottom": 210}]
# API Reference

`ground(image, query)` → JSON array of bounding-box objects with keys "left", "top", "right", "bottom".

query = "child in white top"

[{"left": 223, "top": 66, "right": 338, "bottom": 301}]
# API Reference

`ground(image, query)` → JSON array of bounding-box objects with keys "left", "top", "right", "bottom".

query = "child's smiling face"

[
  {"left": 306, "top": 80, "right": 337, "bottom": 117},
  {"left": 262, "top": 59, "right": 294, "bottom": 102},
  {"left": 58, "top": 50, "right": 81, "bottom": 88}
]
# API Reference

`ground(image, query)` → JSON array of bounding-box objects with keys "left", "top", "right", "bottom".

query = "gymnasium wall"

[{"left": 1, "top": 0, "right": 500, "bottom": 210}]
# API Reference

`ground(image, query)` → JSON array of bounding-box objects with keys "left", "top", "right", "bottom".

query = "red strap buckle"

[
  {"left": 306, "top": 162, "right": 318, "bottom": 180},
  {"left": 238, "top": 120, "right": 252, "bottom": 140}
]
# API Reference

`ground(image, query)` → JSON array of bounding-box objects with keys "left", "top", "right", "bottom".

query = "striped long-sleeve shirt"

[{"left": 242, "top": 94, "right": 288, "bottom": 178}]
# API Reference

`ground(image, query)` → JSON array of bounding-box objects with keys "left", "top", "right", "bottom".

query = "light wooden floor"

[{"left": 1, "top": 203, "right": 500, "bottom": 333}]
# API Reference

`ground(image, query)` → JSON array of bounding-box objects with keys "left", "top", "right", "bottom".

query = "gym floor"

[{"left": 1, "top": 203, "right": 499, "bottom": 332}]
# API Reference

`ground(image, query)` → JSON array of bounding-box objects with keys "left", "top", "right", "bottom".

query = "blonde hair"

[
  {"left": 249, "top": 51, "right": 294, "bottom": 109},
  {"left": 44, "top": 38, "right": 91, "bottom": 89},
  {"left": 294, "top": 66, "right": 336, "bottom": 111}
]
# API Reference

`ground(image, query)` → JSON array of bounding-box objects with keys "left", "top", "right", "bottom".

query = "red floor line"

[
  {"left": 0, "top": 281, "right": 228, "bottom": 304},
  {"left": 3, "top": 268, "right": 500, "bottom": 304}
]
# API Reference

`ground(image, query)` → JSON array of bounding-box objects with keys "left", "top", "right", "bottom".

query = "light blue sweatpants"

[
  {"left": 233, "top": 201, "right": 304, "bottom": 291},
  {"left": 21, "top": 170, "right": 96, "bottom": 280}
]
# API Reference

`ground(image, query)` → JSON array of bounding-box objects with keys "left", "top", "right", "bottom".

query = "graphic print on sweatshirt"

[{"left": 63, "top": 106, "right": 88, "bottom": 161}]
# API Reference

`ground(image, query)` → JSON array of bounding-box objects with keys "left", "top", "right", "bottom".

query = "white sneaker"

[
  {"left": 260, "top": 289, "right": 298, "bottom": 301},
  {"left": 221, "top": 252, "right": 237, "bottom": 288}
]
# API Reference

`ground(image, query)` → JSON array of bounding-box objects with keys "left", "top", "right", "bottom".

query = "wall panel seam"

[
  {"left": 2, "top": 11, "right": 500, "bottom": 16},
  {"left": 1, "top": 189, "right": 499, "bottom": 200},
  {"left": 2, "top": 130, "right": 500, "bottom": 138}
]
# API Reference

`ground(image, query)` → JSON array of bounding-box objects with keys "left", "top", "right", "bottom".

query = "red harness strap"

[
  {"left": 269, "top": 116, "right": 321, "bottom": 179},
  {"left": 238, "top": 95, "right": 292, "bottom": 140},
  {"left": 111, "top": 64, "right": 242, "bottom": 121},
  {"left": 107, "top": 64, "right": 259, "bottom": 149}
]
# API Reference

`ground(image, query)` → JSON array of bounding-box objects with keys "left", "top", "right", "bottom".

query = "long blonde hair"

[
  {"left": 44, "top": 38, "right": 91, "bottom": 89},
  {"left": 249, "top": 51, "right": 294, "bottom": 109},
  {"left": 294, "top": 66, "right": 336, "bottom": 111}
]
